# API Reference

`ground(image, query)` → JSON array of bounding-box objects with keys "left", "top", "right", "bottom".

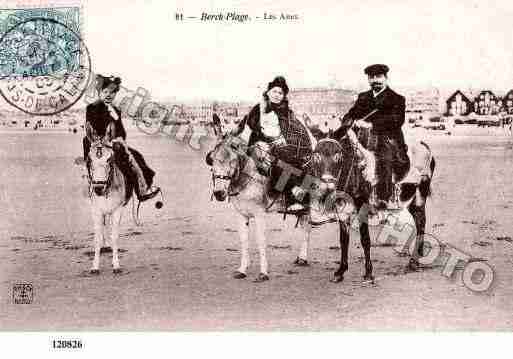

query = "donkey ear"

[{"left": 205, "top": 151, "right": 214, "bottom": 166}]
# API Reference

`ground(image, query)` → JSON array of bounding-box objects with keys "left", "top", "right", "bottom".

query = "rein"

[{"left": 210, "top": 151, "right": 259, "bottom": 200}]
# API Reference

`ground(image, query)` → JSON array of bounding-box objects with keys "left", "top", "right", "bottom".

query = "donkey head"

[
  {"left": 88, "top": 140, "right": 114, "bottom": 196},
  {"left": 205, "top": 137, "right": 246, "bottom": 202},
  {"left": 310, "top": 139, "right": 344, "bottom": 197}
]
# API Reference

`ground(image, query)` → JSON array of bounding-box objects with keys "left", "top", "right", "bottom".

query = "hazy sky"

[{"left": 84, "top": 0, "right": 513, "bottom": 102}]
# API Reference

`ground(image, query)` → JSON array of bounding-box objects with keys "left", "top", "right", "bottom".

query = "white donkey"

[
  {"left": 86, "top": 140, "right": 135, "bottom": 274},
  {"left": 206, "top": 131, "right": 314, "bottom": 282}
]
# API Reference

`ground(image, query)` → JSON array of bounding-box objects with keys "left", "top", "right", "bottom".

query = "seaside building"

[
  {"left": 159, "top": 101, "right": 250, "bottom": 124},
  {"left": 445, "top": 90, "right": 473, "bottom": 116},
  {"left": 287, "top": 87, "right": 357, "bottom": 126},
  {"left": 179, "top": 102, "right": 215, "bottom": 123},
  {"left": 473, "top": 90, "right": 501, "bottom": 115},
  {"left": 404, "top": 88, "right": 441, "bottom": 115},
  {"left": 503, "top": 89, "right": 513, "bottom": 114}
]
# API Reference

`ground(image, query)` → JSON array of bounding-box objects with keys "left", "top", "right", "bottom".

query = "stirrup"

[
  {"left": 74, "top": 156, "right": 86, "bottom": 166},
  {"left": 277, "top": 203, "right": 307, "bottom": 215},
  {"left": 310, "top": 210, "right": 337, "bottom": 226},
  {"left": 286, "top": 203, "right": 305, "bottom": 213}
]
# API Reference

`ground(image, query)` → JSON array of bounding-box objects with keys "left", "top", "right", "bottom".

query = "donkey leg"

[
  {"left": 111, "top": 208, "right": 123, "bottom": 273},
  {"left": 414, "top": 188, "right": 427, "bottom": 258},
  {"left": 359, "top": 218, "right": 374, "bottom": 281},
  {"left": 295, "top": 214, "right": 311, "bottom": 266},
  {"left": 235, "top": 214, "right": 250, "bottom": 278},
  {"left": 97, "top": 214, "right": 111, "bottom": 254},
  {"left": 102, "top": 215, "right": 109, "bottom": 249},
  {"left": 332, "top": 221, "right": 350, "bottom": 283},
  {"left": 254, "top": 214, "right": 269, "bottom": 281},
  {"left": 91, "top": 210, "right": 103, "bottom": 273}
]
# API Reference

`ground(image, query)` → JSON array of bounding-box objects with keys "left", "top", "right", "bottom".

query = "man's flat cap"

[{"left": 364, "top": 64, "right": 389, "bottom": 76}]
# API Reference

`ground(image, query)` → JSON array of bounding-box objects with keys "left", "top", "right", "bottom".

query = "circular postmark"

[{"left": 0, "top": 17, "right": 91, "bottom": 115}]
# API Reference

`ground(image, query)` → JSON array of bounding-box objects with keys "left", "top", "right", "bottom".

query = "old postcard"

[{"left": 0, "top": 0, "right": 511, "bottom": 356}]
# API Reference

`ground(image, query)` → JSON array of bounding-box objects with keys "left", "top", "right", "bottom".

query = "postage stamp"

[{"left": 0, "top": 6, "right": 91, "bottom": 115}]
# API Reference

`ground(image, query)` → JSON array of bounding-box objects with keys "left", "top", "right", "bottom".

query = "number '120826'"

[{"left": 52, "top": 340, "right": 83, "bottom": 349}]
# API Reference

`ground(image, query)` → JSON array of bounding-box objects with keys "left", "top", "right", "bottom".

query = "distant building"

[
  {"left": 404, "top": 88, "right": 441, "bottom": 115},
  {"left": 287, "top": 87, "right": 357, "bottom": 125},
  {"left": 473, "top": 90, "right": 501, "bottom": 115},
  {"left": 180, "top": 102, "right": 214, "bottom": 122},
  {"left": 165, "top": 101, "right": 249, "bottom": 124},
  {"left": 445, "top": 90, "right": 473, "bottom": 116},
  {"left": 503, "top": 89, "right": 513, "bottom": 114},
  {"left": 236, "top": 103, "right": 254, "bottom": 118}
]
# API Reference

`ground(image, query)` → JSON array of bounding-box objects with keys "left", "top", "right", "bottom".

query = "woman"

[
  {"left": 234, "top": 76, "right": 315, "bottom": 212},
  {"left": 83, "top": 75, "right": 160, "bottom": 202}
]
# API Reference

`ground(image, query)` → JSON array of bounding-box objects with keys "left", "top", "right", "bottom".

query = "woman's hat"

[
  {"left": 267, "top": 76, "right": 289, "bottom": 95},
  {"left": 95, "top": 74, "right": 122, "bottom": 92}
]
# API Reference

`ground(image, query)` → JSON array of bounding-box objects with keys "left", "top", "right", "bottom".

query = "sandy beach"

[{"left": 1, "top": 125, "right": 513, "bottom": 330}]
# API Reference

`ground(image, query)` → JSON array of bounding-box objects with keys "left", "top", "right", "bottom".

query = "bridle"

[
  {"left": 210, "top": 153, "right": 242, "bottom": 200},
  {"left": 88, "top": 143, "right": 114, "bottom": 197}
]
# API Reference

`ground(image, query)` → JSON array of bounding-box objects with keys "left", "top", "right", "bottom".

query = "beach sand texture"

[{"left": 1, "top": 126, "right": 513, "bottom": 330}]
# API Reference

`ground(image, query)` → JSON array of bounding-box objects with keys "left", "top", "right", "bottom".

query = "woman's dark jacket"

[
  {"left": 235, "top": 101, "right": 313, "bottom": 168},
  {"left": 83, "top": 101, "right": 154, "bottom": 187}
]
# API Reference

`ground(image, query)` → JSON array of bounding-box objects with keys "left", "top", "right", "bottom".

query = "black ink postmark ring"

[{"left": 0, "top": 17, "right": 92, "bottom": 115}]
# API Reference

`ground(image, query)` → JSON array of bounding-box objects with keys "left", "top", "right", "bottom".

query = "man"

[{"left": 333, "top": 64, "right": 410, "bottom": 210}]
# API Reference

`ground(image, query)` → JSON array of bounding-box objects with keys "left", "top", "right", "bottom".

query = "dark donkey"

[{"left": 308, "top": 129, "right": 435, "bottom": 283}]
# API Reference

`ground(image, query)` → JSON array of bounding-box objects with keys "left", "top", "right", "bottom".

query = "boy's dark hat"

[{"left": 364, "top": 64, "right": 389, "bottom": 76}]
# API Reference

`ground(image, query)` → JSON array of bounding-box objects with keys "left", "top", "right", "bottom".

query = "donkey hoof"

[
  {"left": 406, "top": 258, "right": 420, "bottom": 272},
  {"left": 233, "top": 271, "right": 247, "bottom": 279},
  {"left": 100, "top": 246, "right": 112, "bottom": 254},
  {"left": 113, "top": 268, "right": 122, "bottom": 275},
  {"left": 253, "top": 273, "right": 269, "bottom": 282},
  {"left": 293, "top": 257, "right": 309, "bottom": 267},
  {"left": 330, "top": 274, "right": 344, "bottom": 283},
  {"left": 363, "top": 274, "right": 375, "bottom": 282},
  {"left": 90, "top": 269, "right": 100, "bottom": 275}
]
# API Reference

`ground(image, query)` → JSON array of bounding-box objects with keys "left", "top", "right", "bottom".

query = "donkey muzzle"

[
  {"left": 321, "top": 174, "right": 337, "bottom": 192},
  {"left": 213, "top": 190, "right": 227, "bottom": 202},
  {"left": 92, "top": 182, "right": 107, "bottom": 196}
]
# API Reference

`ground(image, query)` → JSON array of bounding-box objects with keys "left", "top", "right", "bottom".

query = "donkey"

[
  {"left": 87, "top": 140, "right": 135, "bottom": 274},
  {"left": 305, "top": 129, "right": 436, "bottom": 282},
  {"left": 206, "top": 132, "right": 313, "bottom": 282}
]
